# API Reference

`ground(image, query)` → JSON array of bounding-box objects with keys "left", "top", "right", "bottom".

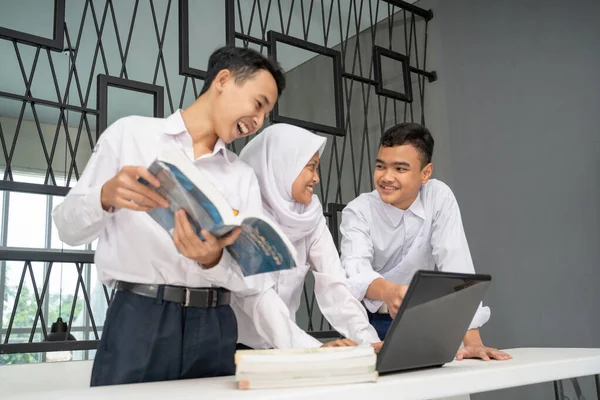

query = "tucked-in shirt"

[
  {"left": 52, "top": 110, "right": 324, "bottom": 349},
  {"left": 340, "top": 179, "right": 490, "bottom": 329},
  {"left": 234, "top": 219, "right": 380, "bottom": 349}
]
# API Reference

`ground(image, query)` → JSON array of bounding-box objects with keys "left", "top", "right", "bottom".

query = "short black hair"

[
  {"left": 380, "top": 122, "right": 434, "bottom": 167},
  {"left": 200, "top": 46, "right": 286, "bottom": 96}
]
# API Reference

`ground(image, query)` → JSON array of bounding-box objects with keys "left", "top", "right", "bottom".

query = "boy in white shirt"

[
  {"left": 340, "top": 122, "right": 511, "bottom": 361},
  {"left": 54, "top": 46, "right": 347, "bottom": 387}
]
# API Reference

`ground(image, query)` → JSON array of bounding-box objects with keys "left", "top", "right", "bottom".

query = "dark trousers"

[
  {"left": 90, "top": 289, "right": 237, "bottom": 387},
  {"left": 368, "top": 311, "right": 393, "bottom": 341}
]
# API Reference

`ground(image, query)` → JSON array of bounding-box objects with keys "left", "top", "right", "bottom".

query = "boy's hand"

[
  {"left": 382, "top": 282, "right": 409, "bottom": 318},
  {"left": 371, "top": 341, "right": 384, "bottom": 354},
  {"left": 173, "top": 209, "right": 242, "bottom": 268},
  {"left": 101, "top": 166, "right": 169, "bottom": 211},
  {"left": 366, "top": 278, "right": 409, "bottom": 318},
  {"left": 321, "top": 338, "right": 357, "bottom": 348},
  {"left": 457, "top": 329, "right": 512, "bottom": 361},
  {"left": 456, "top": 345, "right": 512, "bottom": 361}
]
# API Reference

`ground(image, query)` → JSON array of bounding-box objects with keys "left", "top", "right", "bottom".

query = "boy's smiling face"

[
  {"left": 374, "top": 144, "right": 432, "bottom": 210},
  {"left": 212, "top": 69, "right": 279, "bottom": 144}
]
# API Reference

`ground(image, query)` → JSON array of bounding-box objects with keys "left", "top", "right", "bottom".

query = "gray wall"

[
  {"left": 266, "top": 5, "right": 600, "bottom": 398},
  {"left": 418, "top": 0, "right": 600, "bottom": 398},
  {"left": 279, "top": 12, "right": 428, "bottom": 207}
]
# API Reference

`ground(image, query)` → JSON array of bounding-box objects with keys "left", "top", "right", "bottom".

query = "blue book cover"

[{"left": 141, "top": 149, "right": 297, "bottom": 276}]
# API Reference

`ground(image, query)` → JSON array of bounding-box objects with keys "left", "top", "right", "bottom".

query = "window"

[{"left": 0, "top": 171, "right": 105, "bottom": 365}]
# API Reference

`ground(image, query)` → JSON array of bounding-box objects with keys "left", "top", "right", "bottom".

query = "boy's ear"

[
  {"left": 214, "top": 69, "right": 232, "bottom": 92},
  {"left": 421, "top": 162, "right": 433, "bottom": 183}
]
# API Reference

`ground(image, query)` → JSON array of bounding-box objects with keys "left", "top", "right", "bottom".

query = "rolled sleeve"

[
  {"left": 346, "top": 269, "right": 383, "bottom": 301},
  {"left": 469, "top": 303, "right": 491, "bottom": 330},
  {"left": 363, "top": 298, "right": 385, "bottom": 314},
  {"left": 340, "top": 205, "right": 381, "bottom": 301}
]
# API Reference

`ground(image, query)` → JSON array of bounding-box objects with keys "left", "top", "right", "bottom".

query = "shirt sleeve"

[
  {"left": 52, "top": 119, "right": 123, "bottom": 246},
  {"left": 231, "top": 275, "right": 323, "bottom": 349},
  {"left": 339, "top": 203, "right": 383, "bottom": 303},
  {"left": 308, "top": 222, "right": 380, "bottom": 344},
  {"left": 431, "top": 188, "right": 491, "bottom": 329}
]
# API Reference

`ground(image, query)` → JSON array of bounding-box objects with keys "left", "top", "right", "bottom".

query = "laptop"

[{"left": 376, "top": 270, "right": 491, "bottom": 374}]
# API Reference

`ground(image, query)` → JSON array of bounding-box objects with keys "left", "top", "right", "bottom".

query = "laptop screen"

[{"left": 376, "top": 270, "right": 491, "bottom": 374}]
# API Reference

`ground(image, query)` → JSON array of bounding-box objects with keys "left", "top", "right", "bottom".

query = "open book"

[
  {"left": 140, "top": 148, "right": 297, "bottom": 276},
  {"left": 235, "top": 345, "right": 378, "bottom": 390}
]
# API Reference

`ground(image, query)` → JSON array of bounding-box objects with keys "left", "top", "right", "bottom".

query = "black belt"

[{"left": 116, "top": 281, "right": 231, "bottom": 308}]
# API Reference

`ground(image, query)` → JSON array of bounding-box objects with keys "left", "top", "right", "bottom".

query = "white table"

[{"left": 3, "top": 348, "right": 600, "bottom": 400}]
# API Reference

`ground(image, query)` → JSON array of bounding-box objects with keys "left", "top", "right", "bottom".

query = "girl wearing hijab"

[{"left": 233, "top": 123, "right": 381, "bottom": 350}]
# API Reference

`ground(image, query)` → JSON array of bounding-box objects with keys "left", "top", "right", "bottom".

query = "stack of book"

[{"left": 234, "top": 345, "right": 378, "bottom": 390}]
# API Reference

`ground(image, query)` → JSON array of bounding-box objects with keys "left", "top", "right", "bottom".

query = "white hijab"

[{"left": 240, "top": 123, "right": 327, "bottom": 243}]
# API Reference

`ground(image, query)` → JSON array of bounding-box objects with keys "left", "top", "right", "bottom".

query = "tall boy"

[
  {"left": 54, "top": 47, "right": 343, "bottom": 387},
  {"left": 340, "top": 122, "right": 511, "bottom": 361}
]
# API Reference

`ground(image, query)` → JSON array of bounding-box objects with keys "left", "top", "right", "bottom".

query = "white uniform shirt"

[
  {"left": 340, "top": 179, "right": 490, "bottom": 329},
  {"left": 52, "top": 110, "right": 322, "bottom": 348},
  {"left": 234, "top": 220, "right": 380, "bottom": 349}
]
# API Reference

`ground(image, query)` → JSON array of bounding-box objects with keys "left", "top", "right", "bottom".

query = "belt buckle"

[{"left": 184, "top": 288, "right": 218, "bottom": 307}]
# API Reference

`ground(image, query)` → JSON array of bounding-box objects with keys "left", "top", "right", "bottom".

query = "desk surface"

[{"left": 4, "top": 347, "right": 600, "bottom": 400}]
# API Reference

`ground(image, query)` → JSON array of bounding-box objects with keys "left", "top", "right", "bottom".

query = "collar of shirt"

[
  {"left": 164, "top": 110, "right": 235, "bottom": 164},
  {"left": 379, "top": 191, "right": 426, "bottom": 227}
]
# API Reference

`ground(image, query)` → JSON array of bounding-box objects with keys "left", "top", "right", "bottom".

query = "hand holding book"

[
  {"left": 140, "top": 148, "right": 298, "bottom": 276},
  {"left": 101, "top": 166, "right": 169, "bottom": 212},
  {"left": 172, "top": 209, "right": 241, "bottom": 268}
]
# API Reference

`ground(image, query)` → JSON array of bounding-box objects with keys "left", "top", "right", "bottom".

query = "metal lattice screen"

[{"left": 0, "top": 0, "right": 434, "bottom": 362}]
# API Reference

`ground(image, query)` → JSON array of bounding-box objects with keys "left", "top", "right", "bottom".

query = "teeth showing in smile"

[
  {"left": 306, "top": 186, "right": 313, "bottom": 192},
  {"left": 237, "top": 121, "right": 249, "bottom": 135},
  {"left": 381, "top": 185, "right": 397, "bottom": 190}
]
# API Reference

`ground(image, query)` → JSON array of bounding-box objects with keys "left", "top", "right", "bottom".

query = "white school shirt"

[
  {"left": 233, "top": 219, "right": 380, "bottom": 349},
  {"left": 340, "top": 179, "right": 490, "bottom": 329},
  {"left": 52, "top": 110, "right": 320, "bottom": 349}
]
